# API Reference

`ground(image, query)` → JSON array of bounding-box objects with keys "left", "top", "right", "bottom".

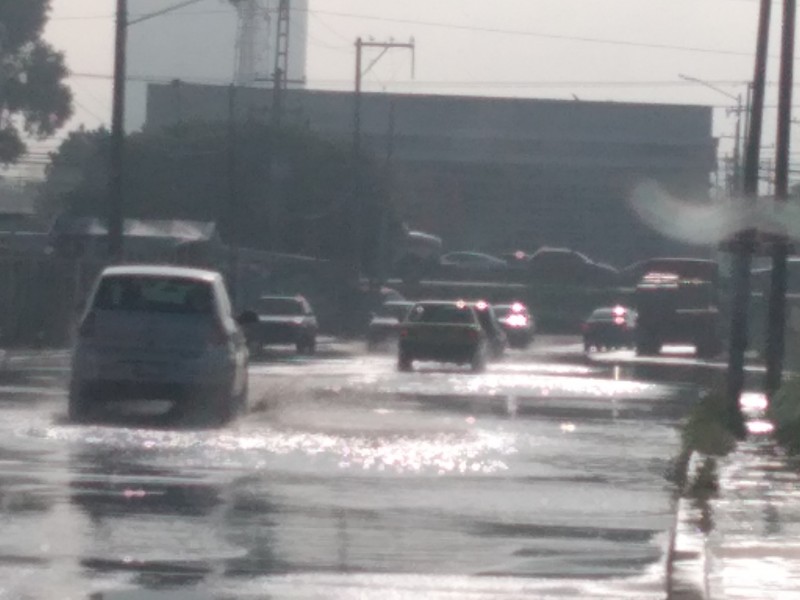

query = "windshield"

[
  {"left": 408, "top": 304, "right": 475, "bottom": 324},
  {"left": 258, "top": 297, "right": 305, "bottom": 315}
]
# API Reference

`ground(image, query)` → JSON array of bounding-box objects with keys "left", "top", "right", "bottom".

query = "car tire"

[
  {"left": 68, "top": 381, "right": 92, "bottom": 423},
  {"left": 471, "top": 349, "right": 487, "bottom": 373},
  {"left": 398, "top": 352, "right": 413, "bottom": 372},
  {"left": 247, "top": 340, "right": 262, "bottom": 359},
  {"left": 234, "top": 377, "right": 249, "bottom": 415},
  {"left": 636, "top": 338, "right": 661, "bottom": 356},
  {"left": 202, "top": 385, "right": 235, "bottom": 426}
]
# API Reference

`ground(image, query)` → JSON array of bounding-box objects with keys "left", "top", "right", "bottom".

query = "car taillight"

[
  {"left": 505, "top": 314, "right": 528, "bottom": 328},
  {"left": 78, "top": 312, "right": 96, "bottom": 338},
  {"left": 614, "top": 316, "right": 626, "bottom": 326}
]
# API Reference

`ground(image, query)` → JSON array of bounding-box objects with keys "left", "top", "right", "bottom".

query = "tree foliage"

[
  {"left": 0, "top": 0, "right": 72, "bottom": 162},
  {"left": 41, "top": 121, "right": 400, "bottom": 268}
]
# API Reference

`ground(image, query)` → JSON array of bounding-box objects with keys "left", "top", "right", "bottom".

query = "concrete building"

[
  {"left": 126, "top": 0, "right": 308, "bottom": 131},
  {"left": 144, "top": 82, "right": 717, "bottom": 266}
]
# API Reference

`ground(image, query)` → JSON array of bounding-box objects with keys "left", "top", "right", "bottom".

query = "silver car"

[{"left": 70, "top": 265, "right": 253, "bottom": 424}]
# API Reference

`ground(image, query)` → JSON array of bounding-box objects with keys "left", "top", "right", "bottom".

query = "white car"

[{"left": 70, "top": 265, "right": 253, "bottom": 424}]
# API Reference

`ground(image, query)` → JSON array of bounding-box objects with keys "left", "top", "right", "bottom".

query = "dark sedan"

[
  {"left": 582, "top": 306, "right": 637, "bottom": 352},
  {"left": 246, "top": 295, "right": 318, "bottom": 355},
  {"left": 494, "top": 302, "right": 535, "bottom": 348}
]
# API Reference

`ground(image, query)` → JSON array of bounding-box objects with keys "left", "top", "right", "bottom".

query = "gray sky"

[{"left": 40, "top": 0, "right": 794, "bottom": 175}]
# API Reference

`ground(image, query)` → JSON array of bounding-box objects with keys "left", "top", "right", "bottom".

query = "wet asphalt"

[{"left": 0, "top": 338, "right": 702, "bottom": 599}]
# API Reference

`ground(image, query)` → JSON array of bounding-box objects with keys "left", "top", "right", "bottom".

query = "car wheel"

[
  {"left": 202, "top": 385, "right": 235, "bottom": 426},
  {"left": 636, "top": 338, "right": 661, "bottom": 356},
  {"left": 471, "top": 349, "right": 487, "bottom": 373},
  {"left": 247, "top": 340, "right": 262, "bottom": 359},
  {"left": 234, "top": 377, "right": 249, "bottom": 415},
  {"left": 398, "top": 353, "right": 413, "bottom": 372},
  {"left": 68, "top": 381, "right": 92, "bottom": 423}
]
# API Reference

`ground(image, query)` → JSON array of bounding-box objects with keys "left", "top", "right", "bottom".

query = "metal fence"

[{"left": 0, "top": 256, "right": 106, "bottom": 347}]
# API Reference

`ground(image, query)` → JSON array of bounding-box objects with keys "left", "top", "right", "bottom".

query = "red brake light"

[
  {"left": 476, "top": 301, "right": 488, "bottom": 311},
  {"left": 612, "top": 306, "right": 627, "bottom": 317},
  {"left": 614, "top": 316, "right": 626, "bottom": 326},
  {"left": 511, "top": 302, "right": 525, "bottom": 313}
]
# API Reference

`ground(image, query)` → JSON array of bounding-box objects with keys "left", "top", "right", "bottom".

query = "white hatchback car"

[{"left": 70, "top": 265, "right": 253, "bottom": 424}]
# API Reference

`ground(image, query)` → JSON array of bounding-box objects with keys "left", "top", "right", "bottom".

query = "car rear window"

[
  {"left": 409, "top": 304, "right": 475, "bottom": 324},
  {"left": 258, "top": 298, "right": 304, "bottom": 315},
  {"left": 93, "top": 276, "right": 214, "bottom": 315},
  {"left": 590, "top": 309, "right": 616, "bottom": 321}
]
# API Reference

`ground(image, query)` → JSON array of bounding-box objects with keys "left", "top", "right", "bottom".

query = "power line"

[{"left": 51, "top": 5, "right": 758, "bottom": 58}]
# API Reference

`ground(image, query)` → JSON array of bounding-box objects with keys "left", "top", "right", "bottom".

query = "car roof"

[
  {"left": 101, "top": 264, "right": 221, "bottom": 282},
  {"left": 259, "top": 295, "right": 303, "bottom": 301},
  {"left": 444, "top": 251, "right": 499, "bottom": 258},
  {"left": 412, "top": 300, "right": 471, "bottom": 307}
]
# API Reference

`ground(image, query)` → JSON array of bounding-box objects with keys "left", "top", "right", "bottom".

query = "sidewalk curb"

[{"left": 667, "top": 451, "right": 710, "bottom": 600}]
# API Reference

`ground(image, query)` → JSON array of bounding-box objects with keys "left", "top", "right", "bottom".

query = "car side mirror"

[{"left": 237, "top": 310, "right": 258, "bottom": 326}]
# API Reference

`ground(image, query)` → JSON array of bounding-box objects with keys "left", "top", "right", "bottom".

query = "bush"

[{"left": 681, "top": 382, "right": 739, "bottom": 458}]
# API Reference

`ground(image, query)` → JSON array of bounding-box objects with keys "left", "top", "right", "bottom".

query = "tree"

[
  {"left": 41, "top": 121, "right": 400, "bottom": 269},
  {"left": 0, "top": 0, "right": 72, "bottom": 163}
]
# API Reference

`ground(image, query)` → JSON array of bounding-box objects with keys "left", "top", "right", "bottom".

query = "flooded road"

[{"left": 0, "top": 340, "right": 697, "bottom": 599}]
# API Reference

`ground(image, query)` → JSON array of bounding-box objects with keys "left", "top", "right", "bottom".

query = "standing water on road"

[{"left": 0, "top": 349, "right": 696, "bottom": 599}]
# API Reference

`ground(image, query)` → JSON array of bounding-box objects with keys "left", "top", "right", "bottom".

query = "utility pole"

[
  {"left": 107, "top": 0, "right": 209, "bottom": 261},
  {"left": 352, "top": 38, "right": 415, "bottom": 279},
  {"left": 268, "top": 0, "right": 291, "bottom": 253},
  {"left": 765, "top": 0, "right": 797, "bottom": 395},
  {"left": 678, "top": 74, "right": 746, "bottom": 196},
  {"left": 373, "top": 100, "right": 397, "bottom": 290},
  {"left": 271, "top": 0, "right": 290, "bottom": 129},
  {"left": 727, "top": 0, "right": 772, "bottom": 434},
  {"left": 108, "top": 0, "right": 128, "bottom": 261},
  {"left": 227, "top": 84, "right": 244, "bottom": 306}
]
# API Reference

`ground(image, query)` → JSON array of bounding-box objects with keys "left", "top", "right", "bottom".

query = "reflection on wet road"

[{"left": 0, "top": 342, "right": 696, "bottom": 599}]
